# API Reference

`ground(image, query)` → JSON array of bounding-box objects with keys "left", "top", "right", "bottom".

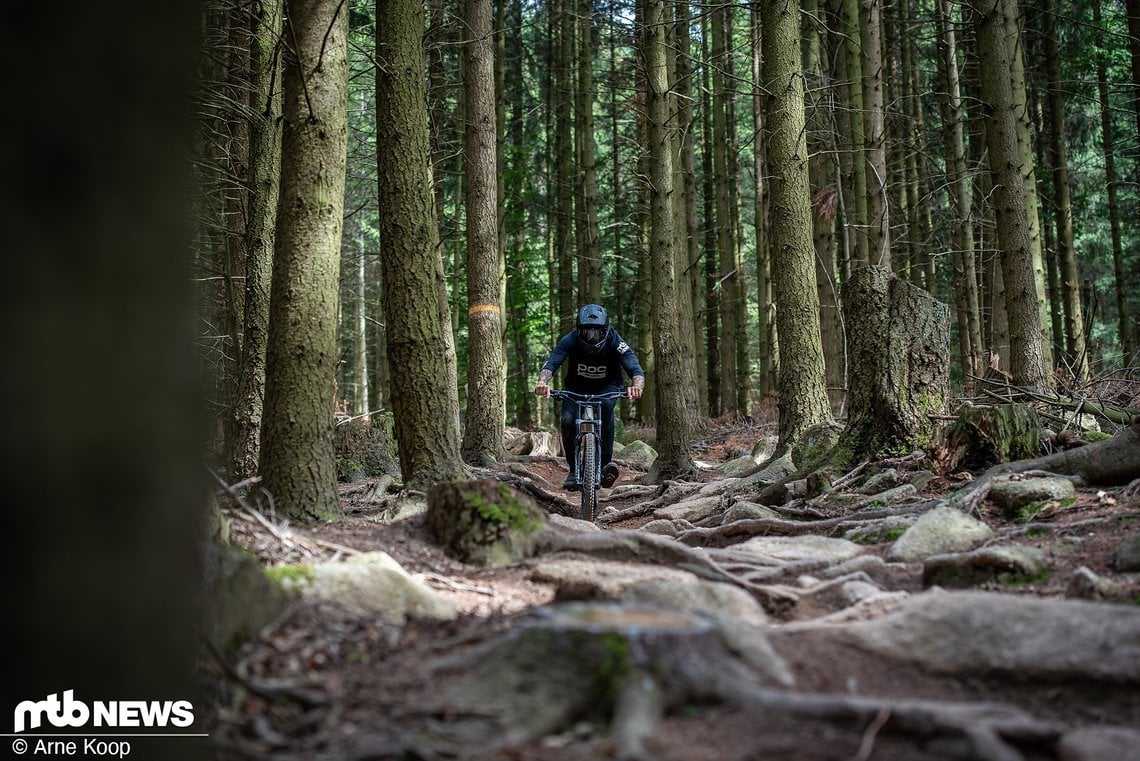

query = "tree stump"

[
  {"left": 941, "top": 404, "right": 1043, "bottom": 472},
  {"left": 426, "top": 479, "right": 547, "bottom": 567},
  {"left": 839, "top": 267, "right": 950, "bottom": 463},
  {"left": 431, "top": 602, "right": 756, "bottom": 758}
]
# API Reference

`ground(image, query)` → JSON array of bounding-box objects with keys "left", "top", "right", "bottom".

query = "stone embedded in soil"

[
  {"left": 720, "top": 454, "right": 759, "bottom": 476},
  {"left": 1058, "top": 726, "right": 1140, "bottom": 761},
  {"left": 617, "top": 440, "right": 657, "bottom": 469},
  {"left": 304, "top": 551, "right": 457, "bottom": 624},
  {"left": 887, "top": 505, "right": 993, "bottom": 562},
  {"left": 1113, "top": 529, "right": 1140, "bottom": 572},
  {"left": 989, "top": 475, "right": 1076, "bottom": 516},
  {"left": 531, "top": 559, "right": 696, "bottom": 599},
  {"left": 845, "top": 589, "right": 1140, "bottom": 683},
  {"left": 922, "top": 545, "right": 1049, "bottom": 588},
  {"left": 721, "top": 501, "right": 781, "bottom": 525},
  {"left": 653, "top": 495, "right": 722, "bottom": 522},
  {"left": 736, "top": 535, "right": 864, "bottom": 565}
]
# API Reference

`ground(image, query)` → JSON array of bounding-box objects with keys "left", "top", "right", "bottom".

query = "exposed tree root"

[
  {"left": 532, "top": 526, "right": 800, "bottom": 613},
  {"left": 369, "top": 602, "right": 1061, "bottom": 761}
]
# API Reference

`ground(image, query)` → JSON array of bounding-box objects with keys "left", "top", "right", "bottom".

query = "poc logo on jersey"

[
  {"left": 576, "top": 363, "right": 607, "bottom": 379},
  {"left": 13, "top": 690, "right": 195, "bottom": 733}
]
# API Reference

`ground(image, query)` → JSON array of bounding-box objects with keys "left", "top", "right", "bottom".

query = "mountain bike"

[{"left": 548, "top": 389, "right": 626, "bottom": 522}]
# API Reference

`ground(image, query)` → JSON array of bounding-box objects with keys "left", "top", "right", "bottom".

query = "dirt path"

[{"left": 209, "top": 430, "right": 1140, "bottom": 761}]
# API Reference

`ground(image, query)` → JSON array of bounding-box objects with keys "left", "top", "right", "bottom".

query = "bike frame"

[{"left": 549, "top": 389, "right": 625, "bottom": 521}]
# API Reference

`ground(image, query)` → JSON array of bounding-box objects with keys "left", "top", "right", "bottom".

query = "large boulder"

[
  {"left": 989, "top": 475, "right": 1075, "bottom": 518},
  {"left": 617, "top": 440, "right": 657, "bottom": 469},
  {"left": 736, "top": 535, "right": 864, "bottom": 566}
]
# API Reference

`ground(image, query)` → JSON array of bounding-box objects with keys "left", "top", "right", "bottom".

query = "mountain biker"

[{"left": 535, "top": 304, "right": 645, "bottom": 491}]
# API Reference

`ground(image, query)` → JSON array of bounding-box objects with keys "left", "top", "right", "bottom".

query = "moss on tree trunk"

[{"left": 838, "top": 266, "right": 950, "bottom": 463}]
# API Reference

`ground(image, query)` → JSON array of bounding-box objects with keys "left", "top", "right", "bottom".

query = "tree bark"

[
  {"left": 1041, "top": 0, "right": 1087, "bottom": 381},
  {"left": 840, "top": 267, "right": 951, "bottom": 461},
  {"left": 860, "top": 0, "right": 890, "bottom": 269},
  {"left": 935, "top": 0, "right": 982, "bottom": 387},
  {"left": 761, "top": 0, "right": 834, "bottom": 453},
  {"left": 226, "top": 0, "right": 283, "bottom": 480},
  {"left": 462, "top": 0, "right": 507, "bottom": 466},
  {"left": 972, "top": 0, "right": 1050, "bottom": 392},
  {"left": 643, "top": 0, "right": 696, "bottom": 479},
  {"left": 1094, "top": 1, "right": 1133, "bottom": 361},
  {"left": 376, "top": 0, "right": 468, "bottom": 490},
  {"left": 576, "top": 0, "right": 601, "bottom": 303},
  {"left": 259, "top": 0, "right": 348, "bottom": 521},
  {"left": 712, "top": 0, "right": 744, "bottom": 416}
]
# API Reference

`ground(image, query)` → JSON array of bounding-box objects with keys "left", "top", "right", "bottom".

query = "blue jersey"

[{"left": 542, "top": 329, "right": 645, "bottom": 393}]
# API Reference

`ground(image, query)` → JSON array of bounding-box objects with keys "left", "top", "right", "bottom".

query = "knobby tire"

[{"left": 579, "top": 432, "right": 598, "bottom": 522}]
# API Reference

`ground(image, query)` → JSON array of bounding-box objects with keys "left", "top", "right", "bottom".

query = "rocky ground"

[{"left": 205, "top": 419, "right": 1140, "bottom": 761}]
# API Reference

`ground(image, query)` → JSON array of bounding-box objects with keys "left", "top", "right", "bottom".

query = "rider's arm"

[
  {"left": 535, "top": 368, "right": 554, "bottom": 397},
  {"left": 628, "top": 374, "right": 645, "bottom": 399},
  {"left": 536, "top": 332, "right": 575, "bottom": 396}
]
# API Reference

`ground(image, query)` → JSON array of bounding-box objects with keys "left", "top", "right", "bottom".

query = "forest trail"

[{"left": 210, "top": 422, "right": 1140, "bottom": 761}]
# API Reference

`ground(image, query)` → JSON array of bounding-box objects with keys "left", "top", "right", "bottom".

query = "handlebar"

[{"left": 547, "top": 389, "right": 627, "bottom": 402}]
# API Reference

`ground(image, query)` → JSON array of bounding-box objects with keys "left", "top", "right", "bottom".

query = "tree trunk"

[
  {"left": 676, "top": 0, "right": 708, "bottom": 411},
  {"left": 840, "top": 0, "right": 870, "bottom": 265},
  {"left": 376, "top": 0, "right": 468, "bottom": 490},
  {"left": 701, "top": 16, "right": 720, "bottom": 417},
  {"left": 1094, "top": 1, "right": 1133, "bottom": 361},
  {"left": 576, "top": 0, "right": 601, "bottom": 303},
  {"left": 644, "top": 0, "right": 696, "bottom": 479},
  {"left": 972, "top": 0, "right": 1050, "bottom": 392},
  {"left": 259, "top": 0, "right": 348, "bottom": 522},
  {"left": 461, "top": 0, "right": 507, "bottom": 466},
  {"left": 1127, "top": 0, "right": 1140, "bottom": 150},
  {"left": 1003, "top": 0, "right": 1052, "bottom": 371},
  {"left": 712, "top": 0, "right": 743, "bottom": 416},
  {"left": 860, "top": 0, "right": 890, "bottom": 269},
  {"left": 936, "top": 0, "right": 981, "bottom": 386},
  {"left": 761, "top": 0, "right": 834, "bottom": 454},
  {"left": 556, "top": 0, "right": 576, "bottom": 335},
  {"left": 1042, "top": 0, "right": 1087, "bottom": 381},
  {"left": 753, "top": 3, "right": 778, "bottom": 400},
  {"left": 842, "top": 267, "right": 951, "bottom": 467},
  {"left": 226, "top": 0, "right": 283, "bottom": 480}
]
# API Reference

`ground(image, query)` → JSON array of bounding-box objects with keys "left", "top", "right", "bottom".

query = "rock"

[
  {"left": 530, "top": 563, "right": 793, "bottom": 688},
  {"left": 639, "top": 519, "right": 683, "bottom": 536},
  {"left": 547, "top": 514, "right": 603, "bottom": 532},
  {"left": 653, "top": 495, "right": 722, "bottom": 522},
  {"left": 844, "top": 515, "right": 914, "bottom": 544},
  {"left": 1059, "top": 727, "right": 1140, "bottom": 761},
  {"left": 736, "top": 535, "right": 864, "bottom": 565},
  {"left": 617, "top": 440, "right": 657, "bottom": 469},
  {"left": 1113, "top": 530, "right": 1140, "bottom": 572},
  {"left": 791, "top": 420, "right": 843, "bottom": 469},
  {"left": 426, "top": 479, "right": 547, "bottom": 567},
  {"left": 201, "top": 542, "right": 291, "bottom": 653},
  {"left": 989, "top": 475, "right": 1075, "bottom": 517},
  {"left": 531, "top": 559, "right": 695, "bottom": 599},
  {"left": 908, "top": 470, "right": 936, "bottom": 491},
  {"left": 922, "top": 545, "right": 1048, "bottom": 588},
  {"left": 720, "top": 455, "right": 758, "bottom": 477},
  {"left": 751, "top": 435, "right": 778, "bottom": 462},
  {"left": 886, "top": 506, "right": 993, "bottom": 562},
  {"left": 375, "top": 492, "right": 427, "bottom": 524},
  {"left": 846, "top": 589, "right": 1140, "bottom": 683},
  {"left": 304, "top": 551, "right": 456, "bottom": 625},
  {"left": 721, "top": 502, "right": 780, "bottom": 524},
  {"left": 1066, "top": 566, "right": 1116, "bottom": 600},
  {"left": 621, "top": 578, "right": 769, "bottom": 628},
  {"left": 857, "top": 468, "right": 899, "bottom": 495},
  {"left": 856, "top": 483, "right": 917, "bottom": 508},
  {"left": 809, "top": 591, "right": 911, "bottom": 624},
  {"left": 738, "top": 455, "right": 797, "bottom": 489}
]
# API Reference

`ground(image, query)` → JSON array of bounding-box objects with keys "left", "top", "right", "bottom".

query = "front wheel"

[{"left": 579, "top": 432, "right": 598, "bottom": 522}]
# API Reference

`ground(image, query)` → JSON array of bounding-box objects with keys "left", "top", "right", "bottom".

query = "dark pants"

[{"left": 561, "top": 396, "right": 617, "bottom": 475}]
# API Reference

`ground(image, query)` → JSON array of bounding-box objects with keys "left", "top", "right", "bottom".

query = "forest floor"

[{"left": 206, "top": 418, "right": 1140, "bottom": 761}]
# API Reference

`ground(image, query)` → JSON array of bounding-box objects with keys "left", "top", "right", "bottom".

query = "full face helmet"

[{"left": 576, "top": 304, "right": 610, "bottom": 354}]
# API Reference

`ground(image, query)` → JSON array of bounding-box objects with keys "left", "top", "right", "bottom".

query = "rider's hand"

[
  {"left": 627, "top": 385, "right": 643, "bottom": 400},
  {"left": 535, "top": 383, "right": 550, "bottom": 397}
]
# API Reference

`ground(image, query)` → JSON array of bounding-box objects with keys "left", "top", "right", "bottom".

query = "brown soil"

[{"left": 208, "top": 420, "right": 1140, "bottom": 761}]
